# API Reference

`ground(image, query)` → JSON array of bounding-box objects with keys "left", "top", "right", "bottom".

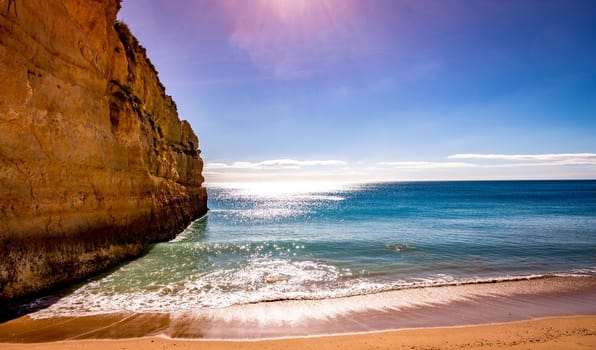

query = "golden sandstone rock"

[{"left": 0, "top": 0, "right": 207, "bottom": 300}]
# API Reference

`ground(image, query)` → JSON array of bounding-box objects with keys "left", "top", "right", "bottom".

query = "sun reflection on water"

[{"left": 207, "top": 181, "right": 358, "bottom": 197}]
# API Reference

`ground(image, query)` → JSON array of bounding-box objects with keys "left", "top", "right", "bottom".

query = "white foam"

[
  {"left": 27, "top": 254, "right": 596, "bottom": 320},
  {"left": 169, "top": 283, "right": 492, "bottom": 327},
  {"left": 169, "top": 215, "right": 208, "bottom": 243}
]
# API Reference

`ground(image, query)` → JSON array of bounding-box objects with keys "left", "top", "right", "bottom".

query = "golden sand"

[{"left": 1, "top": 316, "right": 595, "bottom": 350}]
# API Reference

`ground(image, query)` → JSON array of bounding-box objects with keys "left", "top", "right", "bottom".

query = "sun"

[{"left": 265, "top": 0, "right": 317, "bottom": 23}]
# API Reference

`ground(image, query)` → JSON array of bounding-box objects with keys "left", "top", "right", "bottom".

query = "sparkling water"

[{"left": 30, "top": 180, "right": 596, "bottom": 316}]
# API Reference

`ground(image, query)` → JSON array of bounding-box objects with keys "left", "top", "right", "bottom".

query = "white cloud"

[
  {"left": 205, "top": 154, "right": 596, "bottom": 183},
  {"left": 377, "top": 161, "right": 477, "bottom": 170},
  {"left": 448, "top": 153, "right": 596, "bottom": 167},
  {"left": 205, "top": 159, "right": 347, "bottom": 170},
  {"left": 449, "top": 153, "right": 596, "bottom": 162}
]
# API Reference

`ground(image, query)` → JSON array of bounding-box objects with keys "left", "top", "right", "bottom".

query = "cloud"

[
  {"left": 448, "top": 153, "right": 596, "bottom": 166},
  {"left": 205, "top": 154, "right": 596, "bottom": 183},
  {"left": 377, "top": 161, "right": 477, "bottom": 170},
  {"left": 203, "top": 159, "right": 367, "bottom": 184},
  {"left": 205, "top": 159, "right": 347, "bottom": 170}
]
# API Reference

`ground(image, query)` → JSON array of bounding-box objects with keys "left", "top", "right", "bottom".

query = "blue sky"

[{"left": 119, "top": 0, "right": 596, "bottom": 183}]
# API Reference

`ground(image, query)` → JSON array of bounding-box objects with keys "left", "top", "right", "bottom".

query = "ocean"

[{"left": 24, "top": 180, "right": 596, "bottom": 326}]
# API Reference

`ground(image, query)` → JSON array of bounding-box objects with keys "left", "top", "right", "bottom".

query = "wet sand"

[
  {"left": 1, "top": 316, "right": 595, "bottom": 350},
  {"left": 1, "top": 276, "right": 595, "bottom": 348}
]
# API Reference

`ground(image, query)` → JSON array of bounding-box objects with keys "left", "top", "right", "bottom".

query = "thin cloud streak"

[
  {"left": 449, "top": 153, "right": 596, "bottom": 162},
  {"left": 377, "top": 161, "right": 477, "bottom": 170},
  {"left": 487, "top": 161, "right": 596, "bottom": 168},
  {"left": 206, "top": 159, "right": 347, "bottom": 170}
]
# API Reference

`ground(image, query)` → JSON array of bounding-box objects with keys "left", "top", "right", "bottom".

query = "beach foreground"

[
  {"left": 1, "top": 277, "right": 595, "bottom": 349},
  {"left": 3, "top": 276, "right": 595, "bottom": 340},
  {"left": 1, "top": 316, "right": 595, "bottom": 350}
]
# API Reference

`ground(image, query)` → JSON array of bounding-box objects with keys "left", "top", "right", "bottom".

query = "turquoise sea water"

[{"left": 28, "top": 180, "right": 596, "bottom": 316}]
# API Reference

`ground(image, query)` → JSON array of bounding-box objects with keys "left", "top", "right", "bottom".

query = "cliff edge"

[{"left": 0, "top": 0, "right": 208, "bottom": 300}]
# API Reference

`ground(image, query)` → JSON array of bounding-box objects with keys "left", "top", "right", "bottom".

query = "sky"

[{"left": 118, "top": 0, "right": 596, "bottom": 183}]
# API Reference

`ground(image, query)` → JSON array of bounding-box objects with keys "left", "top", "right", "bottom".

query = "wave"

[
  {"left": 169, "top": 214, "right": 208, "bottom": 243},
  {"left": 26, "top": 267, "right": 596, "bottom": 319}
]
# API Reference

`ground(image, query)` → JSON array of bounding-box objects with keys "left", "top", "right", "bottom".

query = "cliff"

[{"left": 0, "top": 0, "right": 208, "bottom": 300}]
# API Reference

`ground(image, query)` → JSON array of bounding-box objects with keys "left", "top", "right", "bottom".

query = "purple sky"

[{"left": 119, "top": 0, "right": 596, "bottom": 183}]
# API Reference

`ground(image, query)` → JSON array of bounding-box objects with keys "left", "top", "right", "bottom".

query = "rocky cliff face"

[{"left": 0, "top": 0, "right": 208, "bottom": 300}]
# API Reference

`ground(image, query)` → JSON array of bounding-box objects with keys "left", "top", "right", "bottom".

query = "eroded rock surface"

[{"left": 0, "top": 0, "right": 207, "bottom": 300}]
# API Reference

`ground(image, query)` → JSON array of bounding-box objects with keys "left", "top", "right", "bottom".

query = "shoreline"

[
  {"left": 1, "top": 316, "right": 595, "bottom": 349},
  {"left": 141, "top": 314, "right": 596, "bottom": 342},
  {"left": 1, "top": 276, "right": 595, "bottom": 342}
]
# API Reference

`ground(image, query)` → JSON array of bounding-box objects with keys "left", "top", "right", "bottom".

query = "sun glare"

[
  {"left": 268, "top": 0, "right": 312, "bottom": 21},
  {"left": 208, "top": 181, "right": 354, "bottom": 196}
]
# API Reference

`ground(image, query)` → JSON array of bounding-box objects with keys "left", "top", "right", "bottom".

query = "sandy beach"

[
  {"left": 1, "top": 277, "right": 595, "bottom": 349},
  {"left": 0, "top": 316, "right": 595, "bottom": 350}
]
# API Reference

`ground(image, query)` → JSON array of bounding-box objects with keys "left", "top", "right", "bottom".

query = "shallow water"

[{"left": 27, "top": 180, "right": 596, "bottom": 317}]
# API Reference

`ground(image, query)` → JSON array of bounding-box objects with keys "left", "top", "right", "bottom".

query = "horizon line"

[{"left": 204, "top": 177, "right": 596, "bottom": 186}]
